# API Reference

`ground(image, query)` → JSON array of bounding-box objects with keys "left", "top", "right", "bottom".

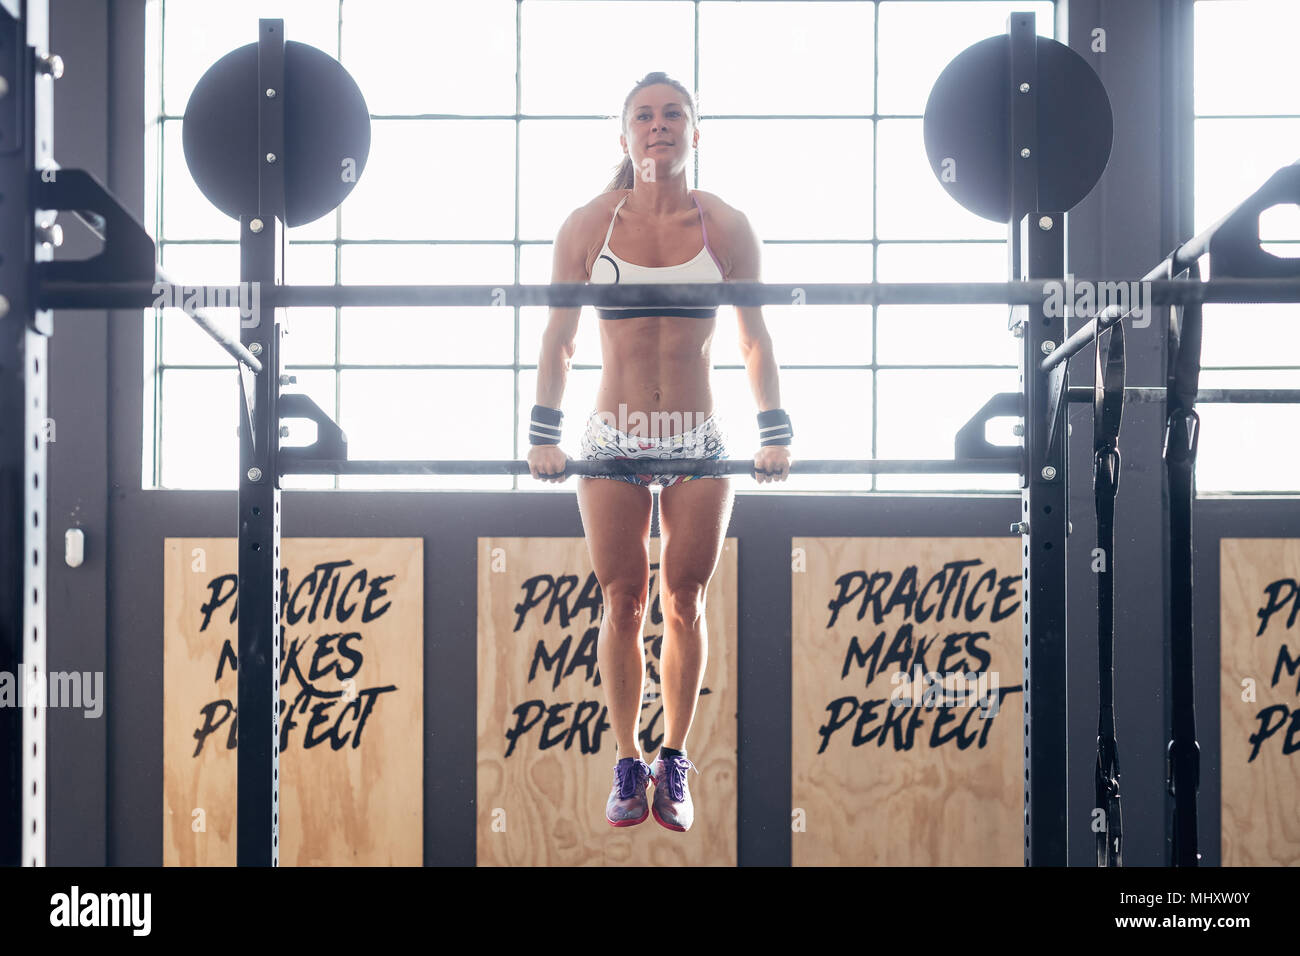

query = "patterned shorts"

[{"left": 579, "top": 410, "right": 728, "bottom": 488}]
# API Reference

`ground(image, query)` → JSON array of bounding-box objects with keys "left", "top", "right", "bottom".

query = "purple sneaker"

[
  {"left": 606, "top": 757, "right": 652, "bottom": 827},
  {"left": 649, "top": 752, "right": 699, "bottom": 832}
]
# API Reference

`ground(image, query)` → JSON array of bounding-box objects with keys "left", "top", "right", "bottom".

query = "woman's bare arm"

[
  {"left": 728, "top": 210, "right": 782, "bottom": 414},
  {"left": 536, "top": 208, "right": 590, "bottom": 408},
  {"left": 726, "top": 207, "right": 792, "bottom": 482},
  {"left": 526, "top": 208, "right": 591, "bottom": 481}
]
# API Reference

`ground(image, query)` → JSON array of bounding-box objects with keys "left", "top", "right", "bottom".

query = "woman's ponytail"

[{"left": 604, "top": 154, "right": 635, "bottom": 193}]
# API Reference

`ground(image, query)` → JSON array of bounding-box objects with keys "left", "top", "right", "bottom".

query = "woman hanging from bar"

[{"left": 526, "top": 71, "right": 793, "bottom": 832}]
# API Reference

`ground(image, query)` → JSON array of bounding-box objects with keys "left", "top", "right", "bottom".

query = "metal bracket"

[
  {"left": 278, "top": 392, "right": 348, "bottom": 469},
  {"left": 34, "top": 167, "right": 155, "bottom": 284},
  {"left": 954, "top": 391, "right": 1023, "bottom": 460},
  {"left": 1207, "top": 162, "right": 1300, "bottom": 278}
]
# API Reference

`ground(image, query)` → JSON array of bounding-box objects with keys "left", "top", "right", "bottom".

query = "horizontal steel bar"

[
  {"left": 158, "top": 236, "right": 1004, "bottom": 248},
  {"left": 1044, "top": 272, "right": 1299, "bottom": 374},
  {"left": 45, "top": 159, "right": 263, "bottom": 373},
  {"left": 1045, "top": 161, "right": 1300, "bottom": 374},
  {"left": 37, "top": 278, "right": 1300, "bottom": 311},
  {"left": 280, "top": 457, "right": 1024, "bottom": 477},
  {"left": 1066, "top": 387, "right": 1300, "bottom": 404}
]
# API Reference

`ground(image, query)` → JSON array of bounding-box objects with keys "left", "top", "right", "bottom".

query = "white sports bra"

[{"left": 589, "top": 191, "right": 725, "bottom": 319}]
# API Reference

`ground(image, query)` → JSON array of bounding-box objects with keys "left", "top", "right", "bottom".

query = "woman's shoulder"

[
  {"left": 555, "top": 190, "right": 627, "bottom": 252},
  {"left": 692, "top": 190, "right": 750, "bottom": 236},
  {"left": 585, "top": 188, "right": 632, "bottom": 217},
  {"left": 692, "top": 191, "right": 757, "bottom": 276},
  {"left": 559, "top": 190, "right": 628, "bottom": 238}
]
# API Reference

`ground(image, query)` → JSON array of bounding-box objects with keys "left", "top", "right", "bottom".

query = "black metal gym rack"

[{"left": 3, "top": 3, "right": 1298, "bottom": 868}]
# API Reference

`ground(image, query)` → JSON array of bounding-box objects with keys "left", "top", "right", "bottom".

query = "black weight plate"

[
  {"left": 923, "top": 34, "right": 1112, "bottom": 222},
  {"left": 183, "top": 40, "right": 370, "bottom": 227}
]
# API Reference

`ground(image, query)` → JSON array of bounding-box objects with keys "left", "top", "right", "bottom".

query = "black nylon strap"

[
  {"left": 1093, "top": 303, "right": 1126, "bottom": 867},
  {"left": 1165, "top": 261, "right": 1203, "bottom": 867}
]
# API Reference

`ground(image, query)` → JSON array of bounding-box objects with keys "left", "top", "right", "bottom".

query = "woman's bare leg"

[
  {"left": 576, "top": 476, "right": 654, "bottom": 758},
  {"left": 656, "top": 476, "right": 734, "bottom": 751}
]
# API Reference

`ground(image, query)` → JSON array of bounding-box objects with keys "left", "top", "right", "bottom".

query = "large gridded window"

[
  {"left": 144, "top": 0, "right": 1055, "bottom": 493},
  {"left": 1192, "top": 0, "right": 1300, "bottom": 494}
]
